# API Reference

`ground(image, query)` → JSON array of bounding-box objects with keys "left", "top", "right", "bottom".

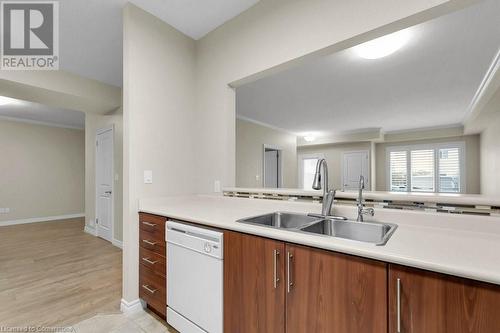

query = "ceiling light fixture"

[
  {"left": 353, "top": 29, "right": 411, "bottom": 60},
  {"left": 0, "top": 96, "right": 20, "bottom": 106},
  {"left": 304, "top": 135, "right": 316, "bottom": 142}
]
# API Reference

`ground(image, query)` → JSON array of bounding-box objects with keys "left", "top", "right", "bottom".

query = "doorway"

[
  {"left": 342, "top": 150, "right": 369, "bottom": 191},
  {"left": 263, "top": 145, "right": 283, "bottom": 188},
  {"left": 95, "top": 126, "right": 114, "bottom": 242}
]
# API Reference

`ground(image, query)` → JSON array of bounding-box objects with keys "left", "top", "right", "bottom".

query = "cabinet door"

[
  {"left": 389, "top": 264, "right": 500, "bottom": 333},
  {"left": 224, "top": 231, "right": 285, "bottom": 333},
  {"left": 286, "top": 244, "right": 387, "bottom": 333}
]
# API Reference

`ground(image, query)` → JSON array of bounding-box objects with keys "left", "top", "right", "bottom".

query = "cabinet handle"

[
  {"left": 287, "top": 252, "right": 293, "bottom": 293},
  {"left": 142, "top": 257, "right": 158, "bottom": 265},
  {"left": 142, "top": 239, "right": 157, "bottom": 246},
  {"left": 273, "top": 249, "right": 280, "bottom": 289},
  {"left": 397, "top": 278, "right": 401, "bottom": 333},
  {"left": 142, "top": 221, "right": 157, "bottom": 227},
  {"left": 142, "top": 284, "right": 157, "bottom": 294}
]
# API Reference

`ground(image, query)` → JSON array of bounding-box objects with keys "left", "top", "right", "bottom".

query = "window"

[
  {"left": 389, "top": 151, "right": 408, "bottom": 191},
  {"left": 298, "top": 153, "right": 324, "bottom": 190},
  {"left": 387, "top": 142, "right": 464, "bottom": 193}
]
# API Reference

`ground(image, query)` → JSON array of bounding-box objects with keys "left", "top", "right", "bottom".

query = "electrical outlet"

[
  {"left": 0, "top": 208, "right": 10, "bottom": 214},
  {"left": 144, "top": 170, "right": 153, "bottom": 184}
]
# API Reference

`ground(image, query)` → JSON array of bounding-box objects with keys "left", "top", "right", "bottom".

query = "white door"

[
  {"left": 96, "top": 128, "right": 113, "bottom": 242},
  {"left": 342, "top": 151, "right": 369, "bottom": 191},
  {"left": 264, "top": 149, "right": 280, "bottom": 188}
]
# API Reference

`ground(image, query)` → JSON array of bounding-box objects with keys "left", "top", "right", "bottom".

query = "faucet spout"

[
  {"left": 357, "top": 175, "right": 374, "bottom": 222},
  {"left": 312, "top": 159, "right": 334, "bottom": 216}
]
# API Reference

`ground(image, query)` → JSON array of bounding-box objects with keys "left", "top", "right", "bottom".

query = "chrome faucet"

[
  {"left": 357, "top": 175, "right": 374, "bottom": 222},
  {"left": 312, "top": 159, "right": 336, "bottom": 216}
]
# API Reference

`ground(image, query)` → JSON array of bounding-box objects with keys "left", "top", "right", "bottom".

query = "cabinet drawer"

[
  {"left": 140, "top": 228, "right": 166, "bottom": 255},
  {"left": 140, "top": 246, "right": 166, "bottom": 277},
  {"left": 139, "top": 213, "right": 166, "bottom": 236},
  {"left": 139, "top": 264, "right": 166, "bottom": 317}
]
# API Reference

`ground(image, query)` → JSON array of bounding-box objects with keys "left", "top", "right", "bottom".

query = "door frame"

[
  {"left": 95, "top": 125, "right": 114, "bottom": 242},
  {"left": 341, "top": 150, "right": 370, "bottom": 191},
  {"left": 262, "top": 144, "right": 283, "bottom": 188}
]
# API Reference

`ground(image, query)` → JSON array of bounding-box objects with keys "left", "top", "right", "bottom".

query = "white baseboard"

[
  {"left": 0, "top": 213, "right": 85, "bottom": 227},
  {"left": 120, "top": 298, "right": 144, "bottom": 315},
  {"left": 112, "top": 238, "right": 123, "bottom": 249},
  {"left": 84, "top": 224, "right": 98, "bottom": 236}
]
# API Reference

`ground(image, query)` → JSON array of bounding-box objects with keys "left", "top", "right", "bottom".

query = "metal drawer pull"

[
  {"left": 287, "top": 252, "right": 293, "bottom": 293},
  {"left": 397, "top": 278, "right": 401, "bottom": 333},
  {"left": 273, "top": 249, "right": 280, "bottom": 289},
  {"left": 142, "top": 239, "right": 157, "bottom": 246},
  {"left": 142, "top": 257, "right": 158, "bottom": 265},
  {"left": 142, "top": 221, "right": 157, "bottom": 227},
  {"left": 142, "top": 284, "right": 157, "bottom": 294}
]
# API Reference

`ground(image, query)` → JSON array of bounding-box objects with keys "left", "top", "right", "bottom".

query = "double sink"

[{"left": 237, "top": 212, "right": 397, "bottom": 246}]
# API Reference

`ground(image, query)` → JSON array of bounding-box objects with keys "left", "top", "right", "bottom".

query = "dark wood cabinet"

[
  {"left": 138, "top": 212, "right": 167, "bottom": 318},
  {"left": 224, "top": 232, "right": 387, "bottom": 333},
  {"left": 224, "top": 231, "right": 285, "bottom": 333},
  {"left": 285, "top": 244, "right": 387, "bottom": 333},
  {"left": 389, "top": 264, "right": 500, "bottom": 333}
]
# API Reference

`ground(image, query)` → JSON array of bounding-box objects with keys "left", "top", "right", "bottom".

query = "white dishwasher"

[{"left": 166, "top": 221, "right": 223, "bottom": 333}]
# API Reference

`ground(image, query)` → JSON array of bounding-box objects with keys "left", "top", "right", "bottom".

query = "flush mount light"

[
  {"left": 353, "top": 29, "right": 411, "bottom": 59},
  {"left": 304, "top": 135, "right": 316, "bottom": 142},
  {"left": 0, "top": 96, "right": 20, "bottom": 106}
]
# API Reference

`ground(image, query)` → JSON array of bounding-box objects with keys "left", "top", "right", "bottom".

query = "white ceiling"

[
  {"left": 0, "top": 98, "right": 85, "bottom": 129},
  {"left": 236, "top": 0, "right": 500, "bottom": 137},
  {"left": 60, "top": 0, "right": 258, "bottom": 87}
]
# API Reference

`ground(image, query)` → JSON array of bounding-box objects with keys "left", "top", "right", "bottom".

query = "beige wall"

[
  {"left": 375, "top": 135, "right": 481, "bottom": 193},
  {"left": 298, "top": 142, "right": 372, "bottom": 190},
  {"left": 236, "top": 119, "right": 297, "bottom": 188},
  {"left": 480, "top": 112, "right": 500, "bottom": 196},
  {"left": 0, "top": 119, "right": 85, "bottom": 222},
  {"left": 123, "top": 4, "right": 197, "bottom": 302},
  {"left": 85, "top": 111, "right": 123, "bottom": 241}
]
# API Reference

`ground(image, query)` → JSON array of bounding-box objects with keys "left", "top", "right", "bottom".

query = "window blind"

[
  {"left": 389, "top": 151, "right": 408, "bottom": 191},
  {"left": 438, "top": 148, "right": 461, "bottom": 193},
  {"left": 410, "top": 149, "right": 435, "bottom": 192}
]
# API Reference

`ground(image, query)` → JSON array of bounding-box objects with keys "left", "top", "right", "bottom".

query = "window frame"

[
  {"left": 298, "top": 153, "right": 325, "bottom": 190},
  {"left": 385, "top": 141, "right": 466, "bottom": 193}
]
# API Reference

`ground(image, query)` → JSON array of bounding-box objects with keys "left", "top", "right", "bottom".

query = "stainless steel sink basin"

[
  {"left": 237, "top": 212, "right": 322, "bottom": 229},
  {"left": 300, "top": 219, "right": 397, "bottom": 246}
]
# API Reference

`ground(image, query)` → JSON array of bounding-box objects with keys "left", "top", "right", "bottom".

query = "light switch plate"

[
  {"left": 0, "top": 208, "right": 10, "bottom": 214},
  {"left": 214, "top": 180, "right": 221, "bottom": 193},
  {"left": 144, "top": 170, "right": 153, "bottom": 184}
]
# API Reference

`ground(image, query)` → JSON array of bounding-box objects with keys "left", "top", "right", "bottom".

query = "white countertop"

[
  {"left": 224, "top": 187, "right": 500, "bottom": 207},
  {"left": 140, "top": 194, "right": 500, "bottom": 285}
]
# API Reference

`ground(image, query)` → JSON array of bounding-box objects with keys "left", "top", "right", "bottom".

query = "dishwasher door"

[{"left": 166, "top": 221, "right": 223, "bottom": 333}]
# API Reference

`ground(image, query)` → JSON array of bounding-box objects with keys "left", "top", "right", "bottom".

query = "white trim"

[
  {"left": 0, "top": 213, "right": 85, "bottom": 227},
  {"left": 0, "top": 115, "right": 84, "bottom": 130},
  {"left": 120, "top": 298, "right": 144, "bottom": 314},
  {"left": 112, "top": 238, "right": 123, "bottom": 249},
  {"left": 386, "top": 141, "right": 466, "bottom": 193},
  {"left": 84, "top": 224, "right": 98, "bottom": 236},
  {"left": 95, "top": 125, "right": 115, "bottom": 243},
  {"left": 464, "top": 47, "right": 500, "bottom": 123},
  {"left": 341, "top": 150, "right": 370, "bottom": 191},
  {"left": 297, "top": 153, "right": 325, "bottom": 190},
  {"left": 236, "top": 114, "right": 297, "bottom": 135}
]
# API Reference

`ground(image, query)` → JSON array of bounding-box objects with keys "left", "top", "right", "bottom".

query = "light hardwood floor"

[{"left": 0, "top": 218, "right": 122, "bottom": 327}]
